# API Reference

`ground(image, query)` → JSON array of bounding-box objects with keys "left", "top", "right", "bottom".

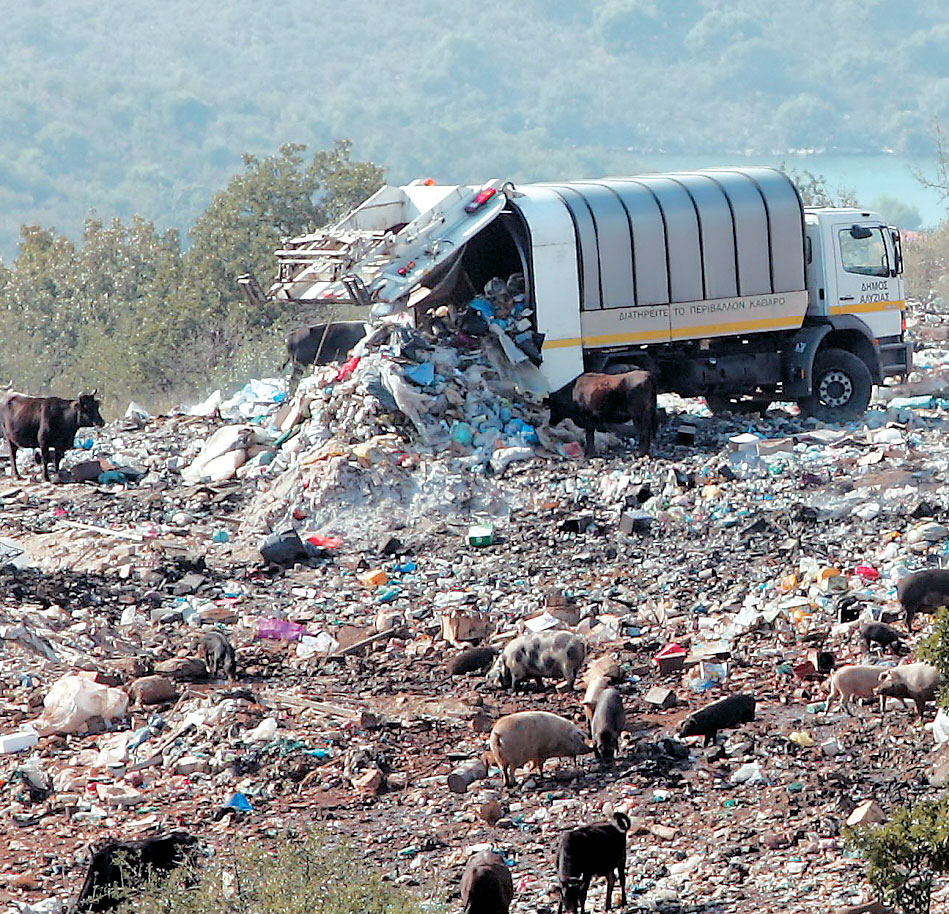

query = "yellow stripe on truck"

[
  {"left": 828, "top": 299, "right": 905, "bottom": 315},
  {"left": 543, "top": 328, "right": 666, "bottom": 349},
  {"left": 543, "top": 314, "right": 803, "bottom": 350},
  {"left": 669, "top": 316, "right": 801, "bottom": 339}
]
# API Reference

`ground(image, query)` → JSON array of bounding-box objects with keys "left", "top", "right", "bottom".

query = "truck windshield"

[{"left": 838, "top": 227, "right": 890, "bottom": 277}]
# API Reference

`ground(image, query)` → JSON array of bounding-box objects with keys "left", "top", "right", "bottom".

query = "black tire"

[
  {"left": 798, "top": 348, "right": 872, "bottom": 421},
  {"left": 705, "top": 394, "right": 773, "bottom": 415}
]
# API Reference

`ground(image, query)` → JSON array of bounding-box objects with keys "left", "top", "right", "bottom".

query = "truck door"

[{"left": 829, "top": 221, "right": 903, "bottom": 337}]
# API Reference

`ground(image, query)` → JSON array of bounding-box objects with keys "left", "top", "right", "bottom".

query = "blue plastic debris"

[
  {"left": 404, "top": 362, "right": 436, "bottom": 386},
  {"left": 223, "top": 792, "right": 253, "bottom": 812}
]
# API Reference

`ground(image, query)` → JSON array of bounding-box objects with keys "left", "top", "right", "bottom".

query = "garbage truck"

[{"left": 258, "top": 167, "right": 912, "bottom": 419}]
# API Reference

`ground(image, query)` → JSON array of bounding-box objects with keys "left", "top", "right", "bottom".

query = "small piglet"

[
  {"left": 876, "top": 662, "right": 944, "bottom": 717},
  {"left": 860, "top": 621, "right": 908, "bottom": 656},
  {"left": 591, "top": 688, "right": 625, "bottom": 765},
  {"left": 487, "top": 631, "right": 586, "bottom": 691},
  {"left": 490, "top": 711, "right": 592, "bottom": 788},
  {"left": 200, "top": 630, "right": 236, "bottom": 680},
  {"left": 678, "top": 693, "right": 755, "bottom": 746},
  {"left": 556, "top": 811, "right": 630, "bottom": 914},
  {"left": 898, "top": 568, "right": 949, "bottom": 629},
  {"left": 448, "top": 647, "right": 496, "bottom": 676},
  {"left": 461, "top": 849, "right": 514, "bottom": 914},
  {"left": 826, "top": 665, "right": 885, "bottom": 714}
]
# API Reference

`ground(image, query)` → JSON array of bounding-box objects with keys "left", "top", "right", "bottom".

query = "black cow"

[
  {"left": 72, "top": 832, "right": 199, "bottom": 913},
  {"left": 0, "top": 391, "right": 104, "bottom": 481},
  {"left": 549, "top": 371, "right": 658, "bottom": 457},
  {"left": 284, "top": 321, "right": 367, "bottom": 390}
]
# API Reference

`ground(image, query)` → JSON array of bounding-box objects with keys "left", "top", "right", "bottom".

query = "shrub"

[
  {"left": 117, "top": 830, "right": 434, "bottom": 914},
  {"left": 917, "top": 607, "right": 949, "bottom": 707},
  {"left": 845, "top": 795, "right": 949, "bottom": 914}
]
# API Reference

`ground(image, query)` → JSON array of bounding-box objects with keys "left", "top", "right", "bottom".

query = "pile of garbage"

[
  {"left": 13, "top": 302, "right": 949, "bottom": 913},
  {"left": 204, "top": 280, "right": 584, "bottom": 547}
]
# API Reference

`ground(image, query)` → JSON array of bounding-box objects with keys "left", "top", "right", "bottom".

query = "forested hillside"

[{"left": 1, "top": 0, "right": 948, "bottom": 262}]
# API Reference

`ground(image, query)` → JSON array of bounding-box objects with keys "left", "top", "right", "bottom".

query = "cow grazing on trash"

[
  {"left": 548, "top": 370, "right": 658, "bottom": 457},
  {"left": 284, "top": 321, "right": 367, "bottom": 391},
  {"left": 0, "top": 391, "right": 104, "bottom": 481},
  {"left": 555, "top": 812, "right": 630, "bottom": 914},
  {"left": 71, "top": 832, "right": 199, "bottom": 913}
]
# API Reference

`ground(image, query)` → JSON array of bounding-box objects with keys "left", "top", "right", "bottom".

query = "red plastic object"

[
  {"left": 653, "top": 642, "right": 688, "bottom": 674},
  {"left": 307, "top": 533, "right": 343, "bottom": 550},
  {"left": 334, "top": 356, "right": 360, "bottom": 381},
  {"left": 853, "top": 564, "right": 879, "bottom": 580},
  {"left": 465, "top": 187, "right": 497, "bottom": 213}
]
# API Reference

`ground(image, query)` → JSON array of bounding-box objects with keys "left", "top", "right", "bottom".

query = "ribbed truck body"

[{"left": 265, "top": 167, "right": 912, "bottom": 419}]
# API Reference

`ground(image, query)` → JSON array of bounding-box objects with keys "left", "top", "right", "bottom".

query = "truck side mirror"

[{"left": 890, "top": 228, "right": 903, "bottom": 276}]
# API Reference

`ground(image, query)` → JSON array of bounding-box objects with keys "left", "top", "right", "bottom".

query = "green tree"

[
  {"left": 0, "top": 139, "right": 383, "bottom": 409},
  {"left": 172, "top": 140, "right": 383, "bottom": 394},
  {"left": 867, "top": 195, "right": 923, "bottom": 230},
  {"left": 845, "top": 795, "right": 949, "bottom": 914},
  {"left": 785, "top": 167, "right": 859, "bottom": 207},
  {"left": 0, "top": 225, "right": 81, "bottom": 389},
  {"left": 917, "top": 608, "right": 949, "bottom": 700}
]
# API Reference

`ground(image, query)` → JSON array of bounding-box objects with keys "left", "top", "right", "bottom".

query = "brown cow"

[
  {"left": 549, "top": 371, "right": 657, "bottom": 457},
  {"left": 0, "top": 391, "right": 104, "bottom": 481}
]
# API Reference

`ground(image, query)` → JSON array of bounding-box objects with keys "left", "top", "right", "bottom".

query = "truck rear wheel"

[{"left": 798, "top": 348, "right": 872, "bottom": 421}]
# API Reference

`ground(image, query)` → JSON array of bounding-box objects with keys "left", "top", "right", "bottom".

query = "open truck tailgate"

[{"left": 270, "top": 180, "right": 506, "bottom": 309}]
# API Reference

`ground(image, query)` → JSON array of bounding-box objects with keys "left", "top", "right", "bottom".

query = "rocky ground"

[{"left": 5, "top": 312, "right": 949, "bottom": 914}]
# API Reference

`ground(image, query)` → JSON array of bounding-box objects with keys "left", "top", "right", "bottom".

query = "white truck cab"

[{"left": 261, "top": 168, "right": 912, "bottom": 421}]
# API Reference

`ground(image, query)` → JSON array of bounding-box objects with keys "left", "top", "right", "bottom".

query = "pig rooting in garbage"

[
  {"left": 898, "top": 568, "right": 949, "bottom": 629},
  {"left": 489, "top": 711, "right": 592, "bottom": 788},
  {"left": 876, "top": 662, "right": 945, "bottom": 718},
  {"left": 859, "top": 621, "right": 908, "bottom": 656},
  {"left": 556, "top": 811, "right": 630, "bottom": 914},
  {"left": 448, "top": 647, "right": 497, "bottom": 676},
  {"left": 487, "top": 631, "right": 586, "bottom": 691},
  {"left": 591, "top": 688, "right": 626, "bottom": 765},
  {"left": 826, "top": 665, "right": 886, "bottom": 715},
  {"left": 200, "top": 630, "right": 236, "bottom": 680},
  {"left": 461, "top": 849, "right": 514, "bottom": 914},
  {"left": 582, "top": 674, "right": 611, "bottom": 724},
  {"left": 678, "top": 693, "right": 755, "bottom": 746}
]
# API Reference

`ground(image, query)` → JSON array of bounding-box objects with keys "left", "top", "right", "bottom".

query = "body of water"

[{"left": 635, "top": 154, "right": 947, "bottom": 229}]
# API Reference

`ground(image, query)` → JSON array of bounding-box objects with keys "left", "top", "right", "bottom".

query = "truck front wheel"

[{"left": 798, "top": 348, "right": 872, "bottom": 421}]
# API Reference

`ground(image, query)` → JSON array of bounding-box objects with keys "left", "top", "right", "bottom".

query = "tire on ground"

[{"left": 798, "top": 347, "right": 873, "bottom": 421}]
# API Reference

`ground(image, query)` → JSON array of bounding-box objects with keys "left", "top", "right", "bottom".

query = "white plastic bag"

[
  {"left": 32, "top": 675, "right": 128, "bottom": 736},
  {"left": 933, "top": 708, "right": 949, "bottom": 746}
]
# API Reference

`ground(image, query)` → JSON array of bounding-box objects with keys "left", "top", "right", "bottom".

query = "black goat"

[{"left": 556, "top": 812, "right": 630, "bottom": 914}]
